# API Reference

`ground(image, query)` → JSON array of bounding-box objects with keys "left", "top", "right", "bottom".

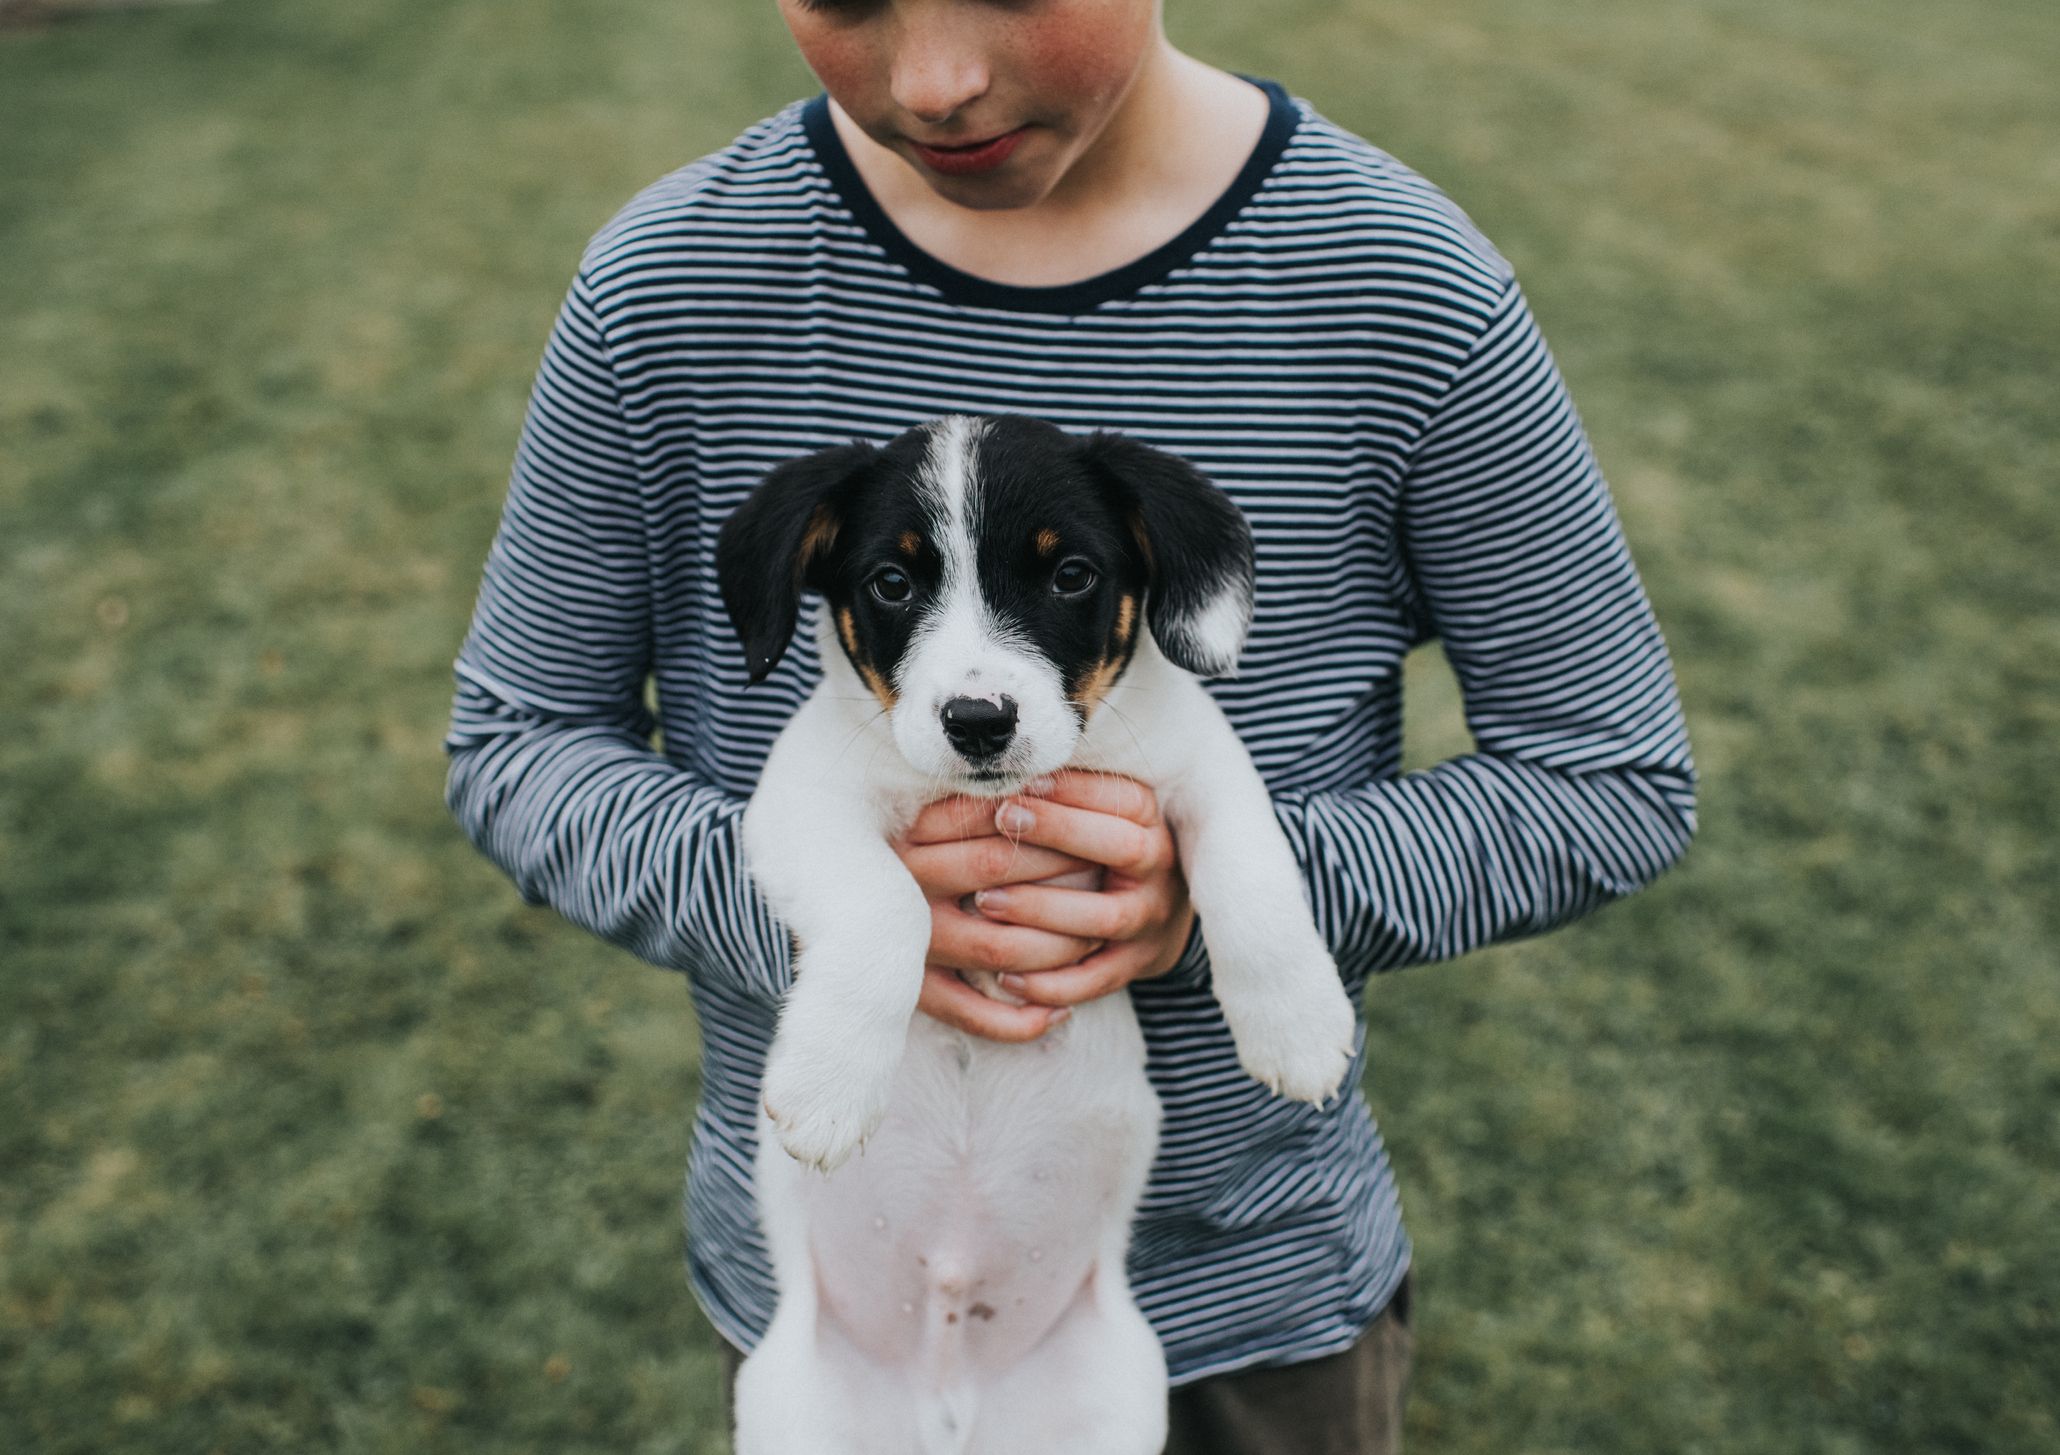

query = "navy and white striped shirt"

[{"left": 446, "top": 81, "right": 1695, "bottom": 1383}]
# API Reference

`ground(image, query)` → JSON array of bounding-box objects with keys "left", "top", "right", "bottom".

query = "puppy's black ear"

[
  {"left": 716, "top": 441, "right": 877, "bottom": 684},
  {"left": 1078, "top": 432, "right": 1255, "bottom": 678}
]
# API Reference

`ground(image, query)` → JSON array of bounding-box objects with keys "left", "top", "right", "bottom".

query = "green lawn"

[{"left": 3, "top": 0, "right": 2055, "bottom": 1450}]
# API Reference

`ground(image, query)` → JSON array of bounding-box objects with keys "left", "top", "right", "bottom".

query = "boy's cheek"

[
  {"left": 777, "top": 6, "right": 876, "bottom": 105},
  {"left": 778, "top": 0, "right": 1158, "bottom": 140},
  {"left": 1013, "top": 0, "right": 1156, "bottom": 107}
]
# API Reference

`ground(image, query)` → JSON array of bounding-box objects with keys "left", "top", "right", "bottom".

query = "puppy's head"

[{"left": 717, "top": 415, "right": 1253, "bottom": 792}]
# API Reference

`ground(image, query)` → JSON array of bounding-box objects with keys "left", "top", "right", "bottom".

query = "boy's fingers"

[
  {"left": 992, "top": 796, "right": 1171, "bottom": 877},
  {"left": 902, "top": 795, "right": 1015, "bottom": 846},
  {"left": 897, "top": 839, "right": 1096, "bottom": 898},
  {"left": 1024, "top": 771, "right": 1160, "bottom": 826},
  {"left": 970, "top": 883, "right": 1149, "bottom": 942},
  {"left": 919, "top": 965, "right": 1067, "bottom": 1043},
  {"left": 901, "top": 772, "right": 1158, "bottom": 845},
  {"left": 997, "top": 940, "right": 1156, "bottom": 1009},
  {"left": 928, "top": 905, "right": 1101, "bottom": 975}
]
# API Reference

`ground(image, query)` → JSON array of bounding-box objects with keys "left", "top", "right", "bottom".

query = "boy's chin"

[
  {"left": 897, "top": 144, "right": 1064, "bottom": 213},
  {"left": 917, "top": 172, "right": 1052, "bottom": 213}
]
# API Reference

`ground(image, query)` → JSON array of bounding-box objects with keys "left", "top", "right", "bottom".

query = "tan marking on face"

[
  {"left": 799, "top": 505, "right": 840, "bottom": 578},
  {"left": 836, "top": 605, "right": 895, "bottom": 709},
  {"left": 858, "top": 663, "right": 897, "bottom": 712},
  {"left": 1070, "top": 654, "right": 1126, "bottom": 717},
  {"left": 1034, "top": 527, "right": 1061, "bottom": 556},
  {"left": 1114, "top": 593, "right": 1137, "bottom": 646},
  {"left": 898, "top": 530, "right": 921, "bottom": 557}
]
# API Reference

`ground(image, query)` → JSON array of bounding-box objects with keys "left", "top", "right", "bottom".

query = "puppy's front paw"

[
  {"left": 760, "top": 1025, "right": 903, "bottom": 1174},
  {"left": 1218, "top": 957, "right": 1358, "bottom": 1107}
]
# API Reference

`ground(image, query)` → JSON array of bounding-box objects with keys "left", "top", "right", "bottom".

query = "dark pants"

[
  {"left": 718, "top": 1273, "right": 1412, "bottom": 1453},
  {"left": 1166, "top": 1275, "right": 1413, "bottom": 1454}
]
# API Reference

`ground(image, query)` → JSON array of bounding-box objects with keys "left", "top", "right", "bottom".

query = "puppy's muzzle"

[{"left": 941, "top": 695, "right": 1018, "bottom": 762}]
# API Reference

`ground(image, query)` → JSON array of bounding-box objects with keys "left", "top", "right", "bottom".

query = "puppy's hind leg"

[
  {"left": 732, "top": 1318, "right": 844, "bottom": 1455},
  {"left": 964, "top": 1081, "right": 1165, "bottom": 1455},
  {"left": 735, "top": 1314, "right": 920, "bottom": 1455},
  {"left": 737, "top": 1287, "right": 930, "bottom": 1455},
  {"left": 737, "top": 1138, "right": 921, "bottom": 1455},
  {"left": 965, "top": 1260, "right": 1167, "bottom": 1455}
]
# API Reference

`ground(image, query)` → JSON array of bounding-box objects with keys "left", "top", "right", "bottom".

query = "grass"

[{"left": 3, "top": 0, "right": 2055, "bottom": 1449}]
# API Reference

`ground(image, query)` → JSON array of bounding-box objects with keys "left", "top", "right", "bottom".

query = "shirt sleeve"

[
  {"left": 1272, "top": 280, "right": 1697, "bottom": 990},
  {"left": 443, "top": 271, "right": 793, "bottom": 1003}
]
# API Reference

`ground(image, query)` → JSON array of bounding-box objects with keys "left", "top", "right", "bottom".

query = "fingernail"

[
  {"left": 1048, "top": 1007, "right": 1071, "bottom": 1025},
  {"left": 997, "top": 804, "right": 1034, "bottom": 832},
  {"left": 975, "top": 888, "right": 1010, "bottom": 912},
  {"left": 1025, "top": 775, "right": 1057, "bottom": 795},
  {"left": 999, "top": 972, "right": 1024, "bottom": 992}
]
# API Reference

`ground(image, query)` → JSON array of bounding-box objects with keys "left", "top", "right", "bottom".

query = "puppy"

[{"left": 716, "top": 415, "right": 1357, "bottom": 1455}]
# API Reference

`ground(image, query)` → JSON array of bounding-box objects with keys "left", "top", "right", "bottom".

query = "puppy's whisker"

[
  {"left": 830, "top": 707, "right": 889, "bottom": 770},
  {"left": 1102, "top": 701, "right": 1157, "bottom": 779},
  {"left": 949, "top": 793, "right": 982, "bottom": 843}
]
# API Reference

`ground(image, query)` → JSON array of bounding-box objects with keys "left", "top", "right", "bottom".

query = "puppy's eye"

[
  {"left": 1052, "top": 559, "right": 1098, "bottom": 597},
  {"left": 870, "top": 567, "right": 915, "bottom": 605}
]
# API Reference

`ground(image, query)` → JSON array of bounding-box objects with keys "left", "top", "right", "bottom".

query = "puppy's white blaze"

[
  {"left": 890, "top": 416, "right": 1081, "bottom": 786},
  {"left": 1166, "top": 577, "right": 1254, "bottom": 678},
  {"left": 916, "top": 415, "right": 984, "bottom": 592}
]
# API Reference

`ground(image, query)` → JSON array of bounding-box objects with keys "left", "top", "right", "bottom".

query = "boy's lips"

[{"left": 907, "top": 127, "right": 1029, "bottom": 176}]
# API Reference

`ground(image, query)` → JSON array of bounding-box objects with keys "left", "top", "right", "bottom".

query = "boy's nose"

[{"left": 889, "top": 12, "right": 991, "bottom": 124}]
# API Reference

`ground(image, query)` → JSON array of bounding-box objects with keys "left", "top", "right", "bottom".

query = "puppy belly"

[{"left": 791, "top": 1001, "right": 1158, "bottom": 1380}]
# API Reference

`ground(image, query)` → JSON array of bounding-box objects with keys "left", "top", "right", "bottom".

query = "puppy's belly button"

[{"left": 813, "top": 1194, "right": 1099, "bottom": 1369}]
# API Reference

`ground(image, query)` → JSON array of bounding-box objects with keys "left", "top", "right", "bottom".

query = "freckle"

[
  {"left": 946, "top": 1312, "right": 958, "bottom": 1324},
  {"left": 969, "top": 1302, "right": 996, "bottom": 1321}
]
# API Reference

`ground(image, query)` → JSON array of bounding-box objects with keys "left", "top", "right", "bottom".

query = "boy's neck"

[{"left": 829, "top": 48, "right": 1270, "bottom": 291}]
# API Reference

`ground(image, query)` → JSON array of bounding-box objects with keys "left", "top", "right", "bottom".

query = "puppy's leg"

[
  {"left": 966, "top": 1262, "right": 1166, "bottom": 1455},
  {"left": 746, "top": 701, "right": 931, "bottom": 1172},
  {"left": 1156, "top": 684, "right": 1358, "bottom": 1106},
  {"left": 737, "top": 1135, "right": 916, "bottom": 1455},
  {"left": 733, "top": 1153, "right": 845, "bottom": 1455}
]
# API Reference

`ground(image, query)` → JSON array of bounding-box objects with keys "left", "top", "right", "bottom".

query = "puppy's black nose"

[{"left": 941, "top": 695, "right": 1018, "bottom": 760}]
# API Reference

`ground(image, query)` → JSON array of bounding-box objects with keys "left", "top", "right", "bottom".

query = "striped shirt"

[{"left": 445, "top": 81, "right": 1696, "bottom": 1383}]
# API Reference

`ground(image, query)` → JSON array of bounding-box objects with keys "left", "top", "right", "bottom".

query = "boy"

[{"left": 447, "top": 1, "right": 1697, "bottom": 1448}]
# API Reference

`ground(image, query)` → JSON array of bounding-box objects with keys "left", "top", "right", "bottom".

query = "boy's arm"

[
  {"left": 444, "top": 273, "right": 792, "bottom": 1003},
  {"left": 1273, "top": 281, "right": 1697, "bottom": 991}
]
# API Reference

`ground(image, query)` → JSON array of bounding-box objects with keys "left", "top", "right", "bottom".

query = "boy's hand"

[{"left": 892, "top": 772, "right": 1195, "bottom": 1043}]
